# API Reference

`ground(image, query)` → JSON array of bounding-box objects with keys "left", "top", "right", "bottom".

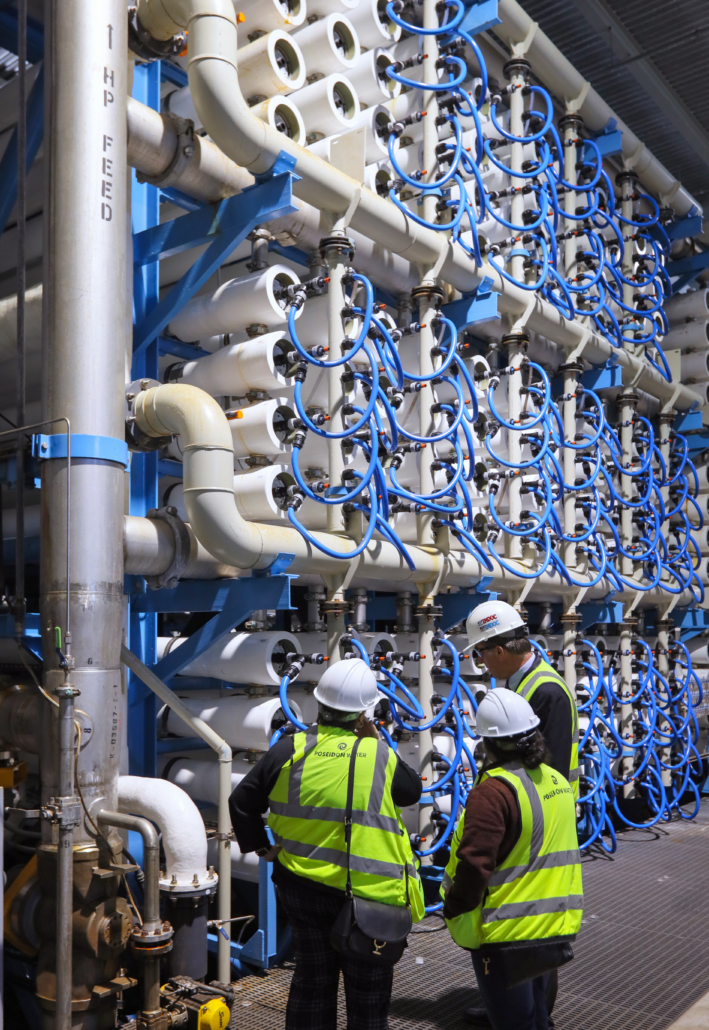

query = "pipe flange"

[
  {"left": 559, "top": 113, "right": 584, "bottom": 133},
  {"left": 503, "top": 58, "right": 531, "bottom": 82},
  {"left": 321, "top": 600, "right": 352, "bottom": 617},
  {"left": 616, "top": 169, "right": 639, "bottom": 187},
  {"left": 411, "top": 284, "right": 444, "bottom": 306},
  {"left": 131, "top": 920, "right": 174, "bottom": 958},
  {"left": 319, "top": 235, "right": 355, "bottom": 261},
  {"left": 128, "top": 7, "right": 186, "bottom": 63},
  {"left": 501, "top": 331, "right": 529, "bottom": 348},
  {"left": 126, "top": 379, "right": 173, "bottom": 453},
  {"left": 160, "top": 867, "right": 218, "bottom": 893},
  {"left": 559, "top": 361, "right": 585, "bottom": 376},
  {"left": 145, "top": 507, "right": 191, "bottom": 591},
  {"left": 137, "top": 114, "right": 199, "bottom": 191},
  {"left": 415, "top": 604, "right": 443, "bottom": 620}
]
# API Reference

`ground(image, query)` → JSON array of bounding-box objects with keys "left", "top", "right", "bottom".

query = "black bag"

[
  {"left": 480, "top": 940, "right": 575, "bottom": 989},
  {"left": 329, "top": 738, "right": 413, "bottom": 966}
]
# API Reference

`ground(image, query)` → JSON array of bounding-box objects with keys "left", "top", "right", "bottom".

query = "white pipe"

[
  {"left": 252, "top": 95, "right": 307, "bottom": 145},
  {"left": 130, "top": 382, "right": 700, "bottom": 605},
  {"left": 307, "top": 0, "right": 359, "bottom": 13},
  {"left": 345, "top": 47, "right": 401, "bottom": 106},
  {"left": 237, "top": 31, "right": 306, "bottom": 100},
  {"left": 157, "top": 629, "right": 301, "bottom": 686},
  {"left": 160, "top": 693, "right": 304, "bottom": 751},
  {"left": 167, "top": 332, "right": 294, "bottom": 395},
  {"left": 161, "top": 750, "right": 256, "bottom": 805},
  {"left": 292, "top": 74, "right": 359, "bottom": 140},
  {"left": 117, "top": 774, "right": 211, "bottom": 891},
  {"left": 494, "top": 0, "right": 700, "bottom": 215},
  {"left": 680, "top": 349, "right": 709, "bottom": 383},
  {"left": 133, "top": 0, "right": 703, "bottom": 411},
  {"left": 227, "top": 398, "right": 294, "bottom": 458},
  {"left": 660, "top": 321, "right": 709, "bottom": 353},
  {"left": 236, "top": 0, "right": 307, "bottom": 33},
  {"left": 168, "top": 265, "right": 301, "bottom": 340},
  {"left": 169, "top": 464, "right": 294, "bottom": 523},
  {"left": 665, "top": 289, "right": 709, "bottom": 326},
  {"left": 346, "top": 0, "right": 400, "bottom": 49},
  {"left": 292, "top": 15, "right": 360, "bottom": 77},
  {"left": 120, "top": 645, "right": 232, "bottom": 984}
]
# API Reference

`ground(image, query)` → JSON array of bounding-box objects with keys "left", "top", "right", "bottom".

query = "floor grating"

[{"left": 230, "top": 801, "right": 709, "bottom": 1029}]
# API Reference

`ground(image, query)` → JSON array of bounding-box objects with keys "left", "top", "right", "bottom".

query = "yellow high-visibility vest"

[
  {"left": 268, "top": 725, "right": 425, "bottom": 920},
  {"left": 442, "top": 762, "right": 583, "bottom": 950}
]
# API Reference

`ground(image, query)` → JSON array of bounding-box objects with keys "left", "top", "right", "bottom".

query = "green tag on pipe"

[{"left": 54, "top": 626, "right": 62, "bottom": 650}]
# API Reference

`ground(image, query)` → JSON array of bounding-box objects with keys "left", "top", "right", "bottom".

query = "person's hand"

[
  {"left": 355, "top": 716, "right": 381, "bottom": 740},
  {"left": 259, "top": 845, "right": 282, "bottom": 862}
]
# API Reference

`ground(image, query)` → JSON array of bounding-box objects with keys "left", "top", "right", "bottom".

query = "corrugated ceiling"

[{"left": 515, "top": 0, "right": 709, "bottom": 206}]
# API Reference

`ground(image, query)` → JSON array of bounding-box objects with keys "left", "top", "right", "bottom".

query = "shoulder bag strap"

[{"left": 344, "top": 737, "right": 361, "bottom": 899}]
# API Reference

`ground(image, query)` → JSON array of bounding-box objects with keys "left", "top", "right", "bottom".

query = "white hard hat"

[
  {"left": 476, "top": 687, "right": 540, "bottom": 738},
  {"left": 313, "top": 658, "right": 380, "bottom": 713},
  {"left": 466, "top": 600, "right": 526, "bottom": 648}
]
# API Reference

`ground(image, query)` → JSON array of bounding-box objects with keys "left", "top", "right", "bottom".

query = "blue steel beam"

[
  {"left": 0, "top": 62, "right": 43, "bottom": 237},
  {"left": 132, "top": 173, "right": 297, "bottom": 357}
]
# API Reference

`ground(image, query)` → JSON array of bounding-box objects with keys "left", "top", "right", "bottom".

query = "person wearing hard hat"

[
  {"left": 229, "top": 657, "right": 425, "bottom": 1030},
  {"left": 466, "top": 601, "right": 579, "bottom": 796},
  {"left": 442, "top": 689, "right": 583, "bottom": 1030}
]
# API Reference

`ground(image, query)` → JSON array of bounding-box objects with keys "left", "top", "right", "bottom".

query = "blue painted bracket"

[
  {"left": 0, "top": 612, "right": 42, "bottom": 661},
  {"left": 158, "top": 336, "right": 211, "bottom": 361},
  {"left": 33, "top": 433, "right": 130, "bottom": 468},
  {"left": 672, "top": 607, "right": 709, "bottom": 631},
  {"left": 0, "top": 7, "right": 44, "bottom": 61},
  {"left": 581, "top": 361, "right": 622, "bottom": 392},
  {"left": 665, "top": 209, "right": 703, "bottom": 242},
  {"left": 578, "top": 600, "right": 624, "bottom": 630},
  {"left": 438, "top": 590, "right": 487, "bottom": 632},
  {"left": 130, "top": 576, "right": 292, "bottom": 681},
  {"left": 160, "top": 62, "right": 188, "bottom": 88},
  {"left": 157, "top": 458, "right": 184, "bottom": 479},
  {"left": 585, "top": 130, "right": 623, "bottom": 162},
  {"left": 441, "top": 277, "right": 498, "bottom": 333},
  {"left": 450, "top": 0, "right": 500, "bottom": 37},
  {"left": 0, "top": 63, "right": 44, "bottom": 237},
  {"left": 672, "top": 409, "right": 709, "bottom": 459},
  {"left": 132, "top": 171, "right": 298, "bottom": 357},
  {"left": 666, "top": 250, "right": 709, "bottom": 283}
]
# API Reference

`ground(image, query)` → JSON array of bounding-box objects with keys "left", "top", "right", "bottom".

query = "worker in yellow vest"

[
  {"left": 466, "top": 602, "right": 579, "bottom": 797},
  {"left": 230, "top": 658, "right": 425, "bottom": 1030},
  {"left": 442, "top": 688, "right": 583, "bottom": 1030}
]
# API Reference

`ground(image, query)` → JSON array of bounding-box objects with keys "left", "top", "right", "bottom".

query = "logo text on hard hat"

[{"left": 479, "top": 615, "right": 499, "bottom": 630}]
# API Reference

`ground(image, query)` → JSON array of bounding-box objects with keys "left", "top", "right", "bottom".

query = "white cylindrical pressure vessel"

[
  {"left": 227, "top": 398, "right": 295, "bottom": 458},
  {"left": 307, "top": 0, "right": 360, "bottom": 15},
  {"left": 161, "top": 751, "right": 255, "bottom": 806},
  {"left": 252, "top": 95, "right": 307, "bottom": 145},
  {"left": 681, "top": 349, "right": 709, "bottom": 383},
  {"left": 347, "top": 0, "right": 400, "bottom": 49},
  {"left": 293, "top": 74, "right": 359, "bottom": 140},
  {"left": 164, "top": 332, "right": 295, "bottom": 396},
  {"left": 234, "top": 464, "right": 295, "bottom": 521},
  {"left": 167, "top": 465, "right": 296, "bottom": 523},
  {"left": 665, "top": 289, "right": 709, "bottom": 327},
  {"left": 237, "top": 0, "right": 307, "bottom": 34},
  {"left": 158, "top": 631, "right": 301, "bottom": 687},
  {"left": 660, "top": 321, "right": 709, "bottom": 353},
  {"left": 292, "top": 15, "right": 360, "bottom": 77},
  {"left": 346, "top": 48, "right": 401, "bottom": 106},
  {"left": 208, "top": 838, "right": 260, "bottom": 884},
  {"left": 168, "top": 265, "right": 301, "bottom": 340},
  {"left": 161, "top": 693, "right": 304, "bottom": 752},
  {"left": 237, "top": 31, "right": 306, "bottom": 101}
]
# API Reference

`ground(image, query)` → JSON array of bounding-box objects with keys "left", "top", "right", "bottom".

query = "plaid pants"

[{"left": 276, "top": 874, "right": 395, "bottom": 1030}]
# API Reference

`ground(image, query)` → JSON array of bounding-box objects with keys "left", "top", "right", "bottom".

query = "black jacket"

[
  {"left": 229, "top": 730, "right": 422, "bottom": 855},
  {"left": 509, "top": 655, "right": 574, "bottom": 782}
]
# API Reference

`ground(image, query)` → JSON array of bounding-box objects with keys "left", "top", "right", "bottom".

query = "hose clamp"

[{"left": 145, "top": 507, "right": 191, "bottom": 591}]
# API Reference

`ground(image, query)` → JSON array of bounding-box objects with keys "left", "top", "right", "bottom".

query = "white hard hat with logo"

[
  {"left": 476, "top": 687, "right": 540, "bottom": 738},
  {"left": 313, "top": 658, "right": 380, "bottom": 713},
  {"left": 466, "top": 600, "right": 526, "bottom": 648}
]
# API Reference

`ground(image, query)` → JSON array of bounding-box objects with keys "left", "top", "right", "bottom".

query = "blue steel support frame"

[
  {"left": 0, "top": 62, "right": 43, "bottom": 237},
  {"left": 129, "top": 61, "right": 162, "bottom": 778}
]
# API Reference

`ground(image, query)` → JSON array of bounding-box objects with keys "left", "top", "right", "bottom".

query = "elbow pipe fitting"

[{"left": 96, "top": 809, "right": 162, "bottom": 932}]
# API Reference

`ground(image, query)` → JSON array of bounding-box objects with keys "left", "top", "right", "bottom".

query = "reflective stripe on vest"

[
  {"left": 267, "top": 725, "right": 425, "bottom": 920},
  {"left": 517, "top": 658, "right": 580, "bottom": 799},
  {"left": 441, "top": 762, "right": 583, "bottom": 950}
]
